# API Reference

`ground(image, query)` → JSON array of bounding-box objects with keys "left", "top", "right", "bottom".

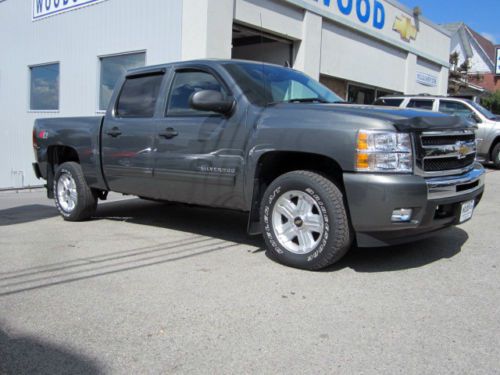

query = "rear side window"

[
  {"left": 374, "top": 98, "right": 404, "bottom": 107},
  {"left": 407, "top": 99, "right": 434, "bottom": 110},
  {"left": 116, "top": 74, "right": 164, "bottom": 118}
]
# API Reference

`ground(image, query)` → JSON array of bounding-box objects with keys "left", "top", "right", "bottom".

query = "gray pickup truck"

[{"left": 33, "top": 60, "right": 485, "bottom": 270}]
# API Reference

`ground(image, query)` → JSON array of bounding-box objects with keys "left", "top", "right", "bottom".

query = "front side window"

[
  {"left": 30, "top": 63, "right": 59, "bottom": 111},
  {"left": 100, "top": 52, "right": 146, "bottom": 111},
  {"left": 439, "top": 100, "right": 474, "bottom": 119},
  {"left": 408, "top": 99, "right": 434, "bottom": 110},
  {"left": 116, "top": 74, "right": 164, "bottom": 118},
  {"left": 166, "top": 70, "right": 226, "bottom": 116}
]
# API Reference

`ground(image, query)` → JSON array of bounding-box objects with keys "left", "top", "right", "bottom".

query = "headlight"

[{"left": 355, "top": 130, "right": 413, "bottom": 173}]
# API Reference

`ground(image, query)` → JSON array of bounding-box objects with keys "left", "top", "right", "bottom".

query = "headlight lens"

[{"left": 356, "top": 130, "right": 413, "bottom": 173}]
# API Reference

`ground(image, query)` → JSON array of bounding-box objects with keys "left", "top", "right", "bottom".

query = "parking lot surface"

[{"left": 1, "top": 169, "right": 499, "bottom": 374}]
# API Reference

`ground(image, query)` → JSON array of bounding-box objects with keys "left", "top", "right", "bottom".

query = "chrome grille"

[{"left": 415, "top": 130, "right": 476, "bottom": 176}]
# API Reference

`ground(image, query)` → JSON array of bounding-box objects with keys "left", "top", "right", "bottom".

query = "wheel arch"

[{"left": 247, "top": 150, "right": 346, "bottom": 235}]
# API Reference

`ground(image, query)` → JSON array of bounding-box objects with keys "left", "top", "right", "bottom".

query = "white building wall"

[{"left": 0, "top": 0, "right": 182, "bottom": 188}]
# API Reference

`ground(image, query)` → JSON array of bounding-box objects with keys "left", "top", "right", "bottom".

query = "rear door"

[{"left": 101, "top": 71, "right": 166, "bottom": 196}]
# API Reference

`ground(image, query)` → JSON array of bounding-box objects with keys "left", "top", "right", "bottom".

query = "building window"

[
  {"left": 99, "top": 52, "right": 146, "bottom": 111},
  {"left": 30, "top": 63, "right": 60, "bottom": 111}
]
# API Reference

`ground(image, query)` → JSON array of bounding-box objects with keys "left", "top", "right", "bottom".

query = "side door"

[
  {"left": 153, "top": 67, "right": 246, "bottom": 208},
  {"left": 101, "top": 71, "right": 165, "bottom": 196}
]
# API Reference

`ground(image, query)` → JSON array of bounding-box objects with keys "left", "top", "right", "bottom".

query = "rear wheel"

[
  {"left": 492, "top": 143, "right": 500, "bottom": 169},
  {"left": 54, "top": 162, "right": 97, "bottom": 221},
  {"left": 260, "top": 170, "right": 352, "bottom": 270}
]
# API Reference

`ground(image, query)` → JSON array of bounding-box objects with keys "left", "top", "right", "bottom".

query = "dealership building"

[{"left": 0, "top": 0, "right": 451, "bottom": 189}]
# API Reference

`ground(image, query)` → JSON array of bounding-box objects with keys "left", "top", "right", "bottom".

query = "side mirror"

[
  {"left": 472, "top": 113, "right": 483, "bottom": 124},
  {"left": 190, "top": 90, "right": 235, "bottom": 115}
]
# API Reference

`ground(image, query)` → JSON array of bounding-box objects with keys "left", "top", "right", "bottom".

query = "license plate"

[{"left": 460, "top": 200, "right": 475, "bottom": 223}]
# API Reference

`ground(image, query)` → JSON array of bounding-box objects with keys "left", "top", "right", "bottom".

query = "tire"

[
  {"left": 492, "top": 143, "right": 500, "bottom": 169},
  {"left": 53, "top": 162, "right": 97, "bottom": 221},
  {"left": 260, "top": 170, "right": 352, "bottom": 271}
]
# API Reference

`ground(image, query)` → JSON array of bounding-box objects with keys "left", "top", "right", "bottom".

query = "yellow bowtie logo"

[{"left": 393, "top": 16, "right": 417, "bottom": 42}]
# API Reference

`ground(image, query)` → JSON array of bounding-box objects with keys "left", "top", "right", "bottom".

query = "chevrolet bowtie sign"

[
  {"left": 32, "top": 0, "right": 107, "bottom": 21},
  {"left": 393, "top": 15, "right": 418, "bottom": 42}
]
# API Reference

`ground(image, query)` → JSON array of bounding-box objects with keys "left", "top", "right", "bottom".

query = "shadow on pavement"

[
  {"left": 0, "top": 326, "right": 102, "bottom": 375},
  {"left": 326, "top": 227, "right": 468, "bottom": 273},
  {"left": 0, "top": 205, "right": 58, "bottom": 226}
]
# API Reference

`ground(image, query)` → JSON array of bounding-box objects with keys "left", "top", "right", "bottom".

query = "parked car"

[
  {"left": 33, "top": 60, "right": 485, "bottom": 270},
  {"left": 374, "top": 95, "right": 500, "bottom": 168}
]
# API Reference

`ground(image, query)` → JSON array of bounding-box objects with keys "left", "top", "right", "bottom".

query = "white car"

[{"left": 374, "top": 95, "right": 500, "bottom": 168}]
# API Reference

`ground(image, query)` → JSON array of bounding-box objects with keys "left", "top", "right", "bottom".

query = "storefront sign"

[
  {"left": 496, "top": 48, "right": 500, "bottom": 76},
  {"left": 32, "top": 0, "right": 106, "bottom": 21},
  {"left": 311, "top": 0, "right": 386, "bottom": 29},
  {"left": 416, "top": 72, "right": 437, "bottom": 87}
]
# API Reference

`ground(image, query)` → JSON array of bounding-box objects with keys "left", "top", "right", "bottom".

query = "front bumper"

[{"left": 343, "top": 163, "right": 485, "bottom": 247}]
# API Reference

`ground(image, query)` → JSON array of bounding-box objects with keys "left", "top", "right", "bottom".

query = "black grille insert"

[
  {"left": 421, "top": 134, "right": 475, "bottom": 146},
  {"left": 423, "top": 154, "right": 475, "bottom": 172}
]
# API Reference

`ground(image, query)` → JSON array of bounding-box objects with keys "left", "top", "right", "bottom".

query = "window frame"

[
  {"left": 164, "top": 66, "right": 232, "bottom": 118},
  {"left": 28, "top": 61, "right": 60, "bottom": 113},
  {"left": 97, "top": 50, "right": 147, "bottom": 113}
]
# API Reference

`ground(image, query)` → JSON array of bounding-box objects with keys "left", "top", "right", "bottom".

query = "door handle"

[
  {"left": 106, "top": 127, "right": 122, "bottom": 137},
  {"left": 159, "top": 128, "right": 179, "bottom": 139}
]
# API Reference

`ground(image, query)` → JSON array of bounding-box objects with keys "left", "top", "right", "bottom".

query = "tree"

[
  {"left": 481, "top": 90, "right": 500, "bottom": 115},
  {"left": 448, "top": 52, "right": 471, "bottom": 95}
]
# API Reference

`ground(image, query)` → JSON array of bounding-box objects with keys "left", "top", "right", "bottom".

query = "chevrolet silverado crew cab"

[
  {"left": 33, "top": 60, "right": 485, "bottom": 270},
  {"left": 374, "top": 95, "right": 500, "bottom": 168}
]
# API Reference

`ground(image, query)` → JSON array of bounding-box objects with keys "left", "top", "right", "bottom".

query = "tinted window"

[
  {"left": 167, "top": 71, "right": 226, "bottom": 115},
  {"left": 348, "top": 85, "right": 375, "bottom": 104},
  {"left": 374, "top": 98, "right": 404, "bottom": 107},
  {"left": 100, "top": 52, "right": 146, "bottom": 110},
  {"left": 439, "top": 101, "right": 474, "bottom": 116},
  {"left": 408, "top": 99, "right": 434, "bottom": 110},
  {"left": 116, "top": 74, "right": 164, "bottom": 118},
  {"left": 30, "top": 63, "right": 59, "bottom": 110}
]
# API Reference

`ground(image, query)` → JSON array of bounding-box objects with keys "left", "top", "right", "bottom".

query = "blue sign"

[
  {"left": 33, "top": 0, "right": 106, "bottom": 20},
  {"left": 312, "top": 0, "right": 386, "bottom": 29},
  {"left": 496, "top": 48, "right": 500, "bottom": 76},
  {"left": 416, "top": 72, "right": 437, "bottom": 87}
]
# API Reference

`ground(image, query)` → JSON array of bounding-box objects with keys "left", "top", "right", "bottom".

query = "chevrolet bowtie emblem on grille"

[
  {"left": 393, "top": 16, "right": 417, "bottom": 42},
  {"left": 456, "top": 141, "right": 471, "bottom": 160}
]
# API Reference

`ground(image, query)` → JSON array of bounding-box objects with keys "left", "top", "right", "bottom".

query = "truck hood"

[{"left": 265, "top": 103, "right": 476, "bottom": 132}]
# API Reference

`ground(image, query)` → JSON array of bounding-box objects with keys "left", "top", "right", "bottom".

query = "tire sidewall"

[
  {"left": 262, "top": 175, "right": 339, "bottom": 269},
  {"left": 493, "top": 144, "right": 500, "bottom": 168},
  {"left": 54, "top": 164, "right": 85, "bottom": 220}
]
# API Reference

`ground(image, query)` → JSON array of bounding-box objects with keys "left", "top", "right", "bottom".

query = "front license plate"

[{"left": 460, "top": 200, "right": 475, "bottom": 223}]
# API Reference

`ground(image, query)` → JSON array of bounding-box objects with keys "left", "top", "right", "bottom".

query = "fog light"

[{"left": 391, "top": 208, "right": 413, "bottom": 222}]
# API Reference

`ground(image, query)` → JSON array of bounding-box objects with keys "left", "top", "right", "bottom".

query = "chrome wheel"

[
  {"left": 56, "top": 172, "right": 78, "bottom": 213},
  {"left": 272, "top": 190, "right": 325, "bottom": 254}
]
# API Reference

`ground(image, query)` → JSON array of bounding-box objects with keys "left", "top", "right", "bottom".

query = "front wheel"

[
  {"left": 260, "top": 171, "right": 352, "bottom": 270},
  {"left": 54, "top": 162, "right": 97, "bottom": 221},
  {"left": 492, "top": 143, "right": 500, "bottom": 169}
]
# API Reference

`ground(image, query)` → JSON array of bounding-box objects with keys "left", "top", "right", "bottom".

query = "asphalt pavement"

[{"left": 0, "top": 169, "right": 499, "bottom": 374}]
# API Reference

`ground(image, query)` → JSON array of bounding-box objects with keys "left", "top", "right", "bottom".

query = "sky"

[{"left": 398, "top": 0, "right": 500, "bottom": 45}]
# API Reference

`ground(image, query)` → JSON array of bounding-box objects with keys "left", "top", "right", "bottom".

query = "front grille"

[
  {"left": 421, "top": 134, "right": 475, "bottom": 146},
  {"left": 416, "top": 131, "right": 476, "bottom": 174},
  {"left": 423, "top": 154, "right": 475, "bottom": 172}
]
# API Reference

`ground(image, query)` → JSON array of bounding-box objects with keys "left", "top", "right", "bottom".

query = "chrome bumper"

[{"left": 426, "top": 163, "right": 485, "bottom": 200}]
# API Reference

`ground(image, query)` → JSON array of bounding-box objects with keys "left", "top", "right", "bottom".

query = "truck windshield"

[
  {"left": 466, "top": 99, "right": 496, "bottom": 120},
  {"left": 224, "top": 62, "right": 343, "bottom": 106}
]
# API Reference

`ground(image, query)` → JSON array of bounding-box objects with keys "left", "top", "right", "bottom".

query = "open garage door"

[{"left": 232, "top": 24, "right": 294, "bottom": 66}]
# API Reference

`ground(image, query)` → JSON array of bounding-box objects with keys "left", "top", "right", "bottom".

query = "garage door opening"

[{"left": 232, "top": 24, "right": 294, "bottom": 66}]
